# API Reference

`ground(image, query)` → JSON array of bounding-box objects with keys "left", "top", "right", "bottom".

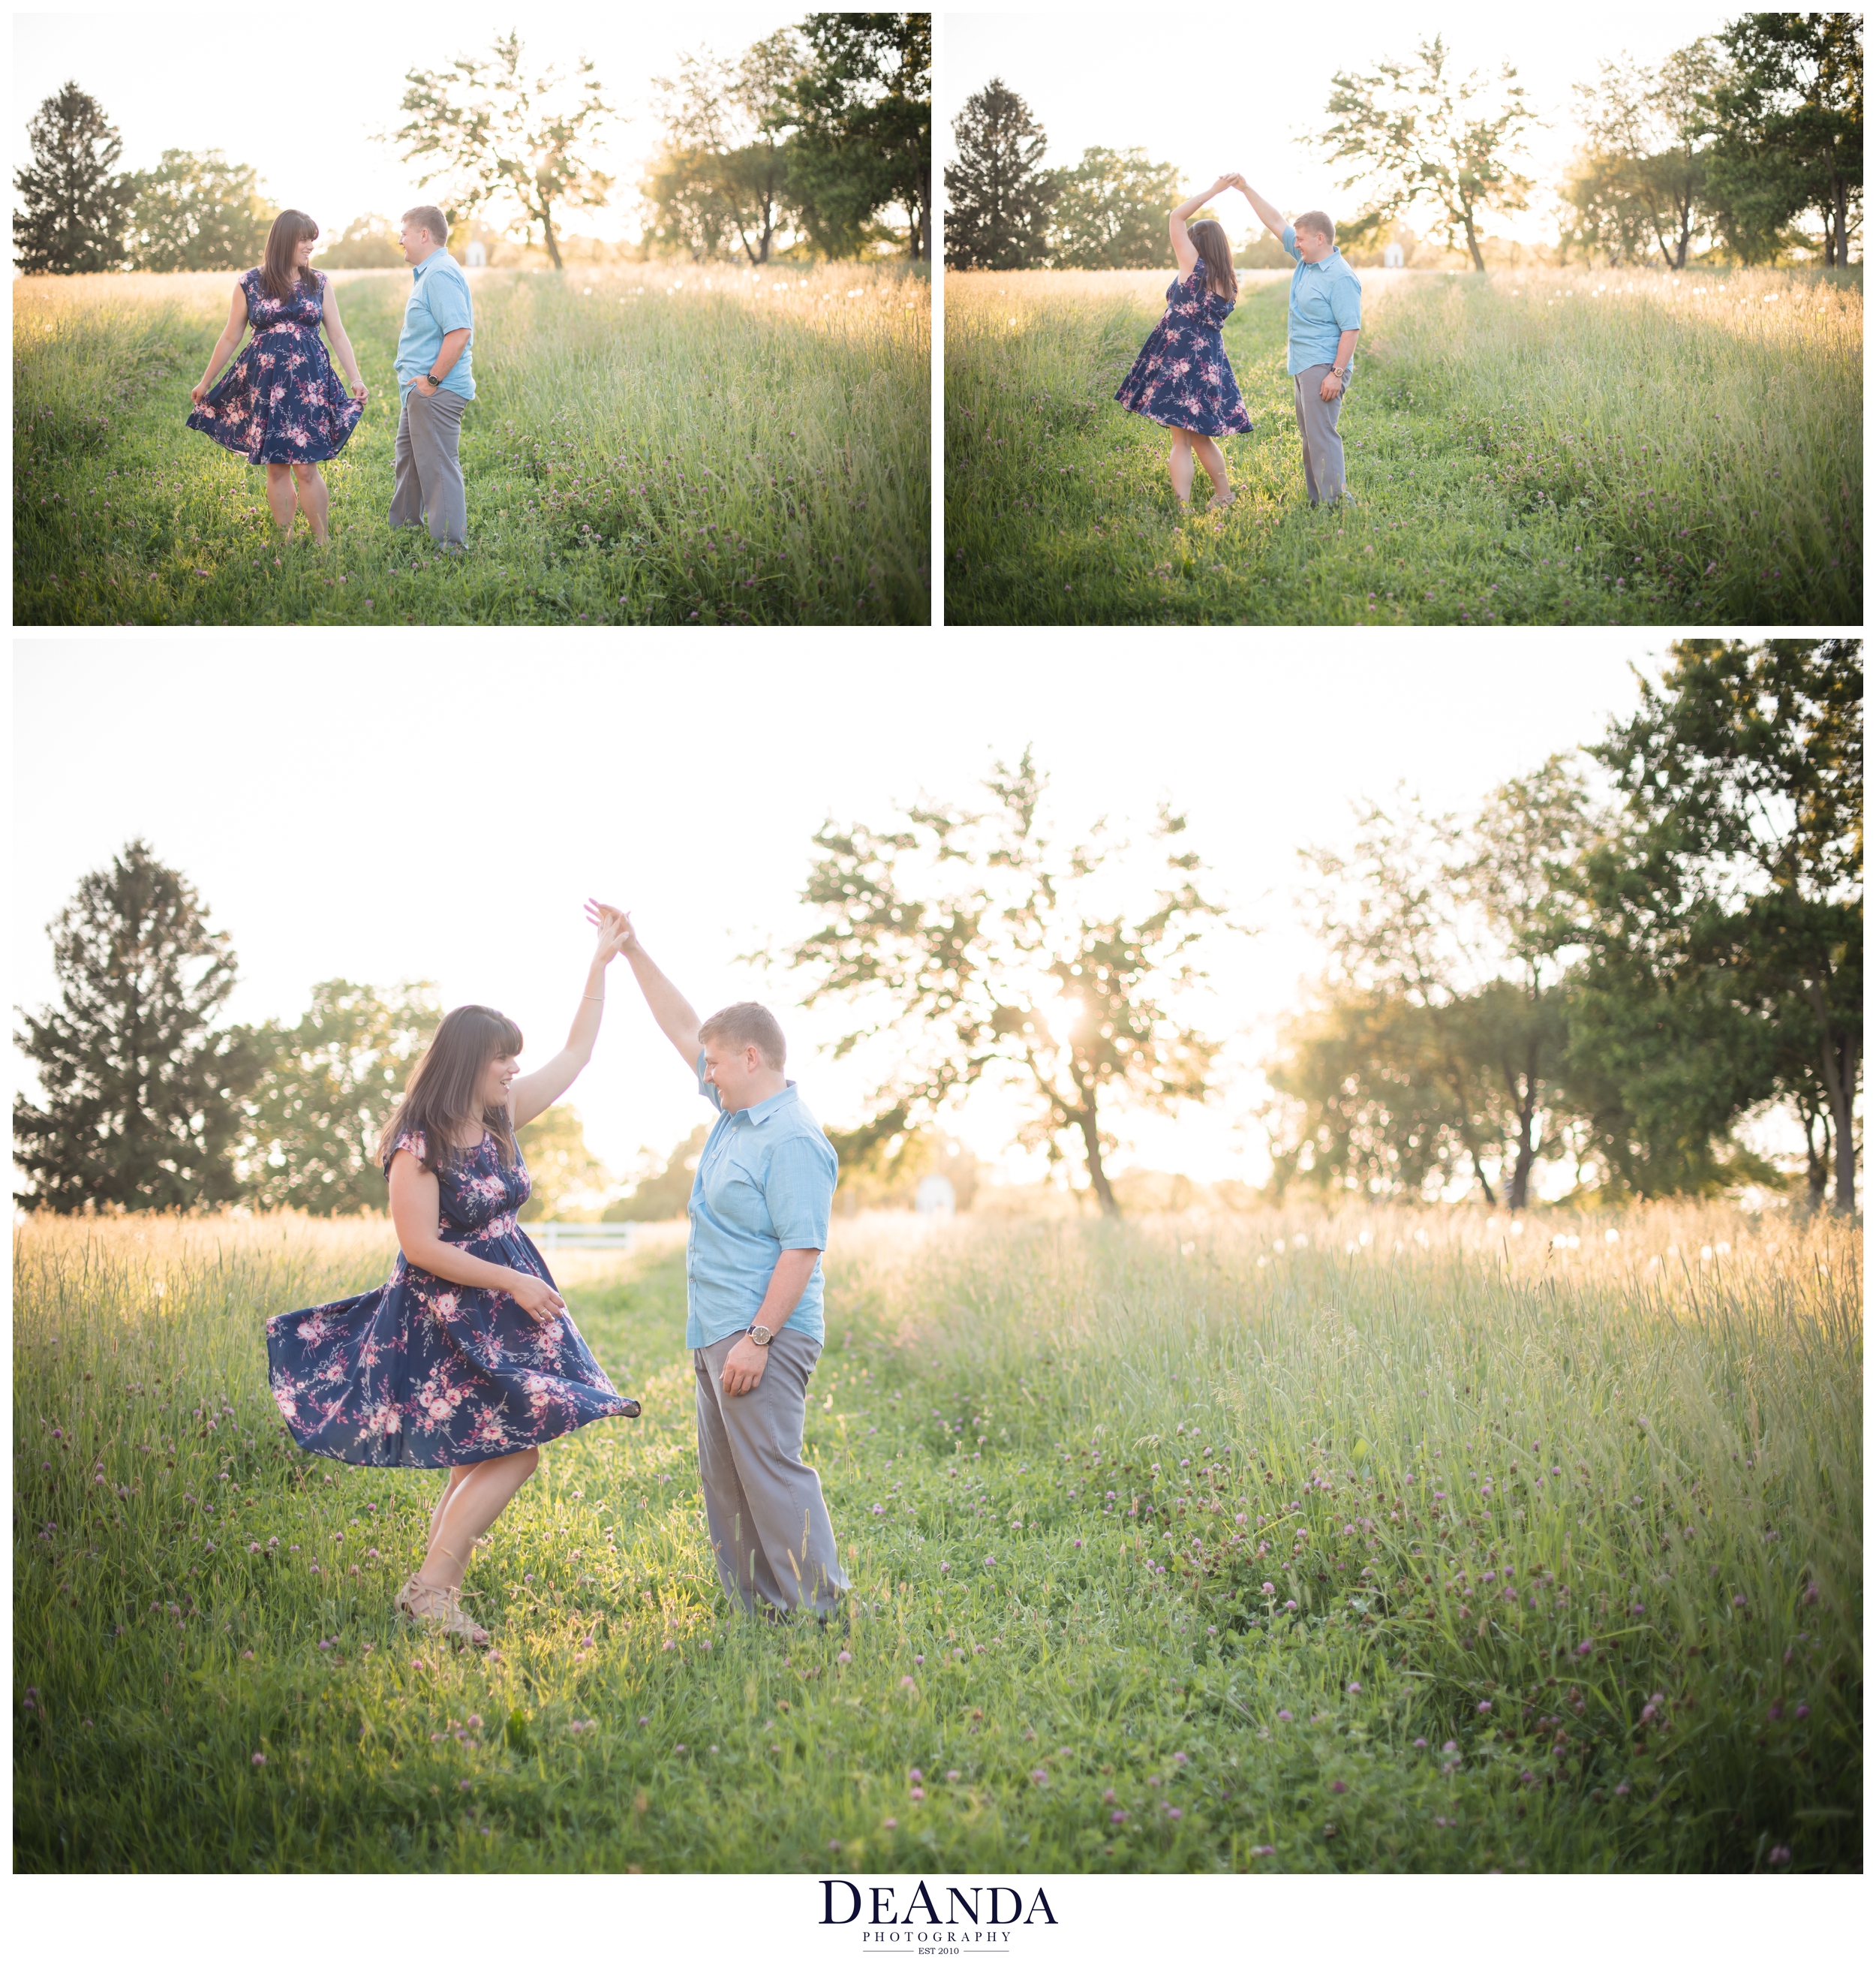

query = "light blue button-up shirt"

[
  {"left": 1280, "top": 224, "right": 1362, "bottom": 376},
  {"left": 684, "top": 1054, "right": 838, "bottom": 1350},
  {"left": 395, "top": 249, "right": 476, "bottom": 402}
]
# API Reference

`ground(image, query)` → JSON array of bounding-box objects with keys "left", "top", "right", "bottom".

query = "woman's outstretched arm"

[
  {"left": 1169, "top": 175, "right": 1233, "bottom": 273},
  {"left": 191, "top": 284, "right": 251, "bottom": 403},
  {"left": 507, "top": 910, "right": 633, "bottom": 1129},
  {"left": 320, "top": 278, "right": 368, "bottom": 402}
]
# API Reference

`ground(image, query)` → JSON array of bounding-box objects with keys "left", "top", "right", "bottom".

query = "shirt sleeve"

[
  {"left": 427, "top": 269, "right": 474, "bottom": 335},
  {"left": 1331, "top": 272, "right": 1362, "bottom": 330},
  {"left": 761, "top": 1135, "right": 836, "bottom": 1251},
  {"left": 696, "top": 1051, "right": 724, "bottom": 1111},
  {"left": 1280, "top": 223, "right": 1300, "bottom": 263}
]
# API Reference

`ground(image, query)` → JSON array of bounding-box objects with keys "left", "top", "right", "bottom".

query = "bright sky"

[
  {"left": 940, "top": 4, "right": 1733, "bottom": 248},
  {"left": 12, "top": 641, "right": 1676, "bottom": 1199},
  {"left": 11, "top": 5, "right": 807, "bottom": 252}
]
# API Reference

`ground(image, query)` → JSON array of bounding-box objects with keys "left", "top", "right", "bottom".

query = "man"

[
  {"left": 603, "top": 904, "right": 846, "bottom": 1622},
  {"left": 1231, "top": 178, "right": 1361, "bottom": 506},
  {"left": 392, "top": 205, "right": 475, "bottom": 550}
]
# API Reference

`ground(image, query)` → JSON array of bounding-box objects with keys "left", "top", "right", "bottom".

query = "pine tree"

[
  {"left": 943, "top": 77, "right": 1055, "bottom": 269},
  {"left": 12, "top": 81, "right": 134, "bottom": 274},
  {"left": 14, "top": 839, "right": 258, "bottom": 1211}
]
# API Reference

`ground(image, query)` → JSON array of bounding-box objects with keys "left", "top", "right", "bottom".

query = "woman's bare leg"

[
  {"left": 263, "top": 462, "right": 297, "bottom": 534},
  {"left": 426, "top": 1467, "right": 469, "bottom": 1553},
  {"left": 292, "top": 462, "right": 330, "bottom": 543},
  {"left": 1167, "top": 429, "right": 1195, "bottom": 504},
  {"left": 416, "top": 1448, "right": 539, "bottom": 1588},
  {"left": 1192, "top": 435, "right": 1231, "bottom": 504}
]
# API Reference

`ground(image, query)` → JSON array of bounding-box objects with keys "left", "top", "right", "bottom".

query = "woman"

[
  {"left": 1114, "top": 173, "right": 1253, "bottom": 510},
  {"left": 266, "top": 910, "right": 640, "bottom": 1645},
  {"left": 186, "top": 210, "right": 367, "bottom": 545}
]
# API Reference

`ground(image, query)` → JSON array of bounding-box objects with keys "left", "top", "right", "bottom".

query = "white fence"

[{"left": 528, "top": 1221, "right": 637, "bottom": 1252}]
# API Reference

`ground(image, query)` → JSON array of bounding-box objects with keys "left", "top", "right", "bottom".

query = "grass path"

[
  {"left": 14, "top": 1208, "right": 1859, "bottom": 1873},
  {"left": 14, "top": 266, "right": 930, "bottom": 626},
  {"left": 944, "top": 266, "right": 1861, "bottom": 626}
]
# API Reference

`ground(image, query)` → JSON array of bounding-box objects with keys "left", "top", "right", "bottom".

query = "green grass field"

[
  {"left": 944, "top": 266, "right": 1862, "bottom": 626},
  {"left": 14, "top": 1205, "right": 1859, "bottom": 1873},
  {"left": 14, "top": 264, "right": 930, "bottom": 626}
]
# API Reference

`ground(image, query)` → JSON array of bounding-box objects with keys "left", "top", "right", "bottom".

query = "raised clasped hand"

[{"left": 583, "top": 898, "right": 636, "bottom": 956}]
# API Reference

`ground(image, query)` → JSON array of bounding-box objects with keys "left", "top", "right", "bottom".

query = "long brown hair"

[
  {"left": 1188, "top": 219, "right": 1238, "bottom": 301},
  {"left": 261, "top": 210, "right": 321, "bottom": 300},
  {"left": 380, "top": 1004, "right": 524, "bottom": 1180}
]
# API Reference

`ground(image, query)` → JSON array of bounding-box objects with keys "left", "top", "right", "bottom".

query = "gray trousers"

[
  {"left": 1292, "top": 364, "right": 1349, "bottom": 504},
  {"left": 390, "top": 387, "right": 468, "bottom": 547},
  {"left": 693, "top": 1326, "right": 846, "bottom": 1617}
]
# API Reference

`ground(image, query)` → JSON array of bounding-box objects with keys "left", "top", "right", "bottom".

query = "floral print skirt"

[
  {"left": 187, "top": 320, "right": 363, "bottom": 466},
  {"left": 266, "top": 1225, "right": 639, "bottom": 1468}
]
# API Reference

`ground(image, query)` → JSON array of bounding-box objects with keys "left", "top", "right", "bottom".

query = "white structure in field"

[
  {"left": 465, "top": 241, "right": 487, "bottom": 267},
  {"left": 1384, "top": 242, "right": 1405, "bottom": 268},
  {"left": 915, "top": 1175, "right": 956, "bottom": 1217}
]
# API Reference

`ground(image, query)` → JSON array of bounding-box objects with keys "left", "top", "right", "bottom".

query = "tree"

[
  {"left": 786, "top": 13, "right": 930, "bottom": 260},
  {"left": 603, "top": 1124, "right": 708, "bottom": 1222},
  {"left": 1573, "top": 639, "right": 1862, "bottom": 1211},
  {"left": 944, "top": 77, "right": 1056, "bottom": 270},
  {"left": 127, "top": 149, "right": 272, "bottom": 272},
  {"left": 778, "top": 751, "right": 1227, "bottom": 1217},
  {"left": 242, "top": 979, "right": 438, "bottom": 1214},
  {"left": 13, "top": 80, "right": 134, "bottom": 273},
  {"left": 1707, "top": 14, "right": 1862, "bottom": 268},
  {"left": 516, "top": 1103, "right": 615, "bottom": 1221},
  {"left": 644, "top": 32, "right": 803, "bottom": 266},
  {"left": 1316, "top": 35, "right": 1537, "bottom": 272},
  {"left": 1048, "top": 147, "right": 1187, "bottom": 269},
  {"left": 1566, "top": 41, "right": 1724, "bottom": 269},
  {"left": 1269, "top": 766, "right": 1589, "bottom": 1208},
  {"left": 14, "top": 840, "right": 256, "bottom": 1212},
  {"left": 314, "top": 212, "right": 404, "bottom": 270},
  {"left": 393, "top": 33, "right": 615, "bottom": 273}
]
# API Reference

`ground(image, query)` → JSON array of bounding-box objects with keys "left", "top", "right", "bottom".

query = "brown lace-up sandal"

[{"left": 394, "top": 1576, "right": 490, "bottom": 1647}]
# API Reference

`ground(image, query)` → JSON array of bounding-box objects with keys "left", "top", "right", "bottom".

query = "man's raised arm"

[
  {"left": 584, "top": 901, "right": 702, "bottom": 1066},
  {"left": 1231, "top": 176, "right": 1289, "bottom": 242}
]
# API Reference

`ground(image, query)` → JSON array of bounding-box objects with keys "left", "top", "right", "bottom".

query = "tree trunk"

[
  {"left": 1077, "top": 1109, "right": 1119, "bottom": 1217},
  {"left": 1821, "top": 1027, "right": 1859, "bottom": 1211},
  {"left": 1463, "top": 209, "right": 1484, "bottom": 274},
  {"left": 540, "top": 206, "right": 563, "bottom": 272},
  {"left": 1802, "top": 1105, "right": 1830, "bottom": 1209}
]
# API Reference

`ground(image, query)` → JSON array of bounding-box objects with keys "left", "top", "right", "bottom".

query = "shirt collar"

[
  {"left": 739, "top": 1080, "right": 799, "bottom": 1126},
  {"left": 411, "top": 251, "right": 447, "bottom": 282}
]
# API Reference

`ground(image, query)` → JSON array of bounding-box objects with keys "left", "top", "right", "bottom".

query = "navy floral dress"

[
  {"left": 266, "top": 1130, "right": 639, "bottom": 1467},
  {"left": 1114, "top": 265, "right": 1253, "bottom": 437},
  {"left": 186, "top": 268, "right": 363, "bottom": 465}
]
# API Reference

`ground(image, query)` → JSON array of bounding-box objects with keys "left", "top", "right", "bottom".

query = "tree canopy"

[
  {"left": 394, "top": 32, "right": 615, "bottom": 272},
  {"left": 778, "top": 749, "right": 1228, "bottom": 1215}
]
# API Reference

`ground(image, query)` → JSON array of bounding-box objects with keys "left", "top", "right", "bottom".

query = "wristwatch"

[
  {"left": 747, "top": 1324, "right": 773, "bottom": 1347},
  {"left": 425, "top": 372, "right": 443, "bottom": 388}
]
